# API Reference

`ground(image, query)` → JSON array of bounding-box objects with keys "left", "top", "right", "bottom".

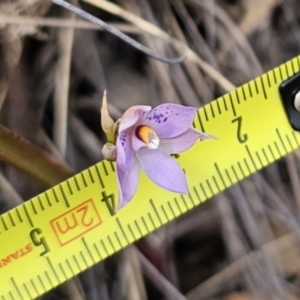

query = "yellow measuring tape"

[{"left": 1, "top": 55, "right": 300, "bottom": 299}]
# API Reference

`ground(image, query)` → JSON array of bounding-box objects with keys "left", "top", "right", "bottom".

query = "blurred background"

[{"left": 1, "top": 0, "right": 300, "bottom": 299}]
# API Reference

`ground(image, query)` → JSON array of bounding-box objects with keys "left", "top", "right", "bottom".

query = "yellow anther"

[{"left": 136, "top": 125, "right": 160, "bottom": 149}]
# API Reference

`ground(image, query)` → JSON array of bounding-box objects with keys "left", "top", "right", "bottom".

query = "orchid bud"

[
  {"left": 101, "top": 90, "right": 115, "bottom": 143},
  {"left": 102, "top": 142, "right": 117, "bottom": 161}
]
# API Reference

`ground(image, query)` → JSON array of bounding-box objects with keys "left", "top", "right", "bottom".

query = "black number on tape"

[
  {"left": 101, "top": 191, "right": 116, "bottom": 216},
  {"left": 30, "top": 228, "right": 50, "bottom": 256},
  {"left": 232, "top": 116, "right": 248, "bottom": 143}
]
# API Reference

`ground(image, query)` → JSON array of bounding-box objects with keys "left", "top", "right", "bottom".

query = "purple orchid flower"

[{"left": 115, "top": 103, "right": 213, "bottom": 210}]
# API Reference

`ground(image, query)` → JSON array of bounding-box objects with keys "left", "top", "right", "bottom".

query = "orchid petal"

[
  {"left": 116, "top": 132, "right": 134, "bottom": 170},
  {"left": 136, "top": 147, "right": 188, "bottom": 194},
  {"left": 118, "top": 105, "right": 151, "bottom": 133},
  {"left": 144, "top": 104, "right": 197, "bottom": 138},
  {"left": 160, "top": 128, "right": 214, "bottom": 154},
  {"left": 117, "top": 157, "right": 141, "bottom": 209}
]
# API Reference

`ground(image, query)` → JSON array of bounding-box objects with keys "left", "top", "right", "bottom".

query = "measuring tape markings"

[
  {"left": 0, "top": 86, "right": 292, "bottom": 298},
  {"left": 1, "top": 55, "right": 300, "bottom": 299}
]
